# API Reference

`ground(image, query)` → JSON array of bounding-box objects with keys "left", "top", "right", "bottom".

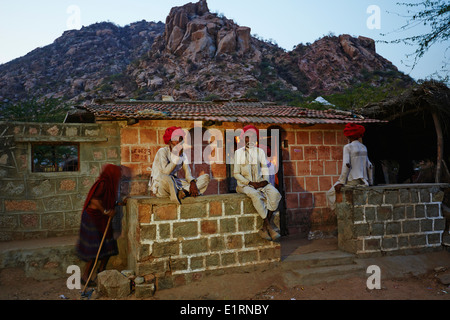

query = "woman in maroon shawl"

[{"left": 76, "top": 164, "right": 122, "bottom": 285}]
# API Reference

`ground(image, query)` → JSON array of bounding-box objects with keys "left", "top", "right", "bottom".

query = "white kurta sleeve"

[
  {"left": 259, "top": 148, "right": 270, "bottom": 182},
  {"left": 160, "top": 149, "right": 182, "bottom": 175},
  {"left": 183, "top": 159, "right": 195, "bottom": 184},
  {"left": 367, "top": 158, "right": 374, "bottom": 185},
  {"left": 338, "top": 144, "right": 351, "bottom": 184},
  {"left": 234, "top": 149, "right": 250, "bottom": 186}
]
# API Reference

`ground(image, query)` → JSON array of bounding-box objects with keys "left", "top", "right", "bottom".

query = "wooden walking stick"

[{"left": 82, "top": 215, "right": 112, "bottom": 295}]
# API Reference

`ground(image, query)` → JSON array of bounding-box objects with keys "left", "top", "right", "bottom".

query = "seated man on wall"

[
  {"left": 149, "top": 126, "right": 210, "bottom": 204},
  {"left": 327, "top": 123, "right": 373, "bottom": 209},
  {"left": 234, "top": 125, "right": 282, "bottom": 241}
]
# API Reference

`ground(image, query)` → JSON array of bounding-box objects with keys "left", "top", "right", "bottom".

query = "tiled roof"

[{"left": 83, "top": 100, "right": 384, "bottom": 124}]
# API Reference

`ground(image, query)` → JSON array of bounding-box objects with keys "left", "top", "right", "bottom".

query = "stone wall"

[
  {"left": 121, "top": 120, "right": 346, "bottom": 237},
  {"left": 126, "top": 194, "right": 280, "bottom": 290},
  {"left": 0, "top": 121, "right": 121, "bottom": 241},
  {"left": 336, "top": 183, "right": 449, "bottom": 257}
]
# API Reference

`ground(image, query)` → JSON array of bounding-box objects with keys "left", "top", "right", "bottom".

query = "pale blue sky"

[{"left": 0, "top": 0, "right": 448, "bottom": 81}]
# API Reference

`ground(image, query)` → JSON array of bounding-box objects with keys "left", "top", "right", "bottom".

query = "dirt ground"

[{"left": 1, "top": 265, "right": 450, "bottom": 301}]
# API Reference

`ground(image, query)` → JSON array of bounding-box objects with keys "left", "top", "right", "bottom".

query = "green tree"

[{"left": 0, "top": 98, "right": 70, "bottom": 122}]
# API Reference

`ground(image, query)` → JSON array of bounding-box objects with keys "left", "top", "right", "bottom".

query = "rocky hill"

[
  {"left": 0, "top": 0, "right": 413, "bottom": 105},
  {"left": 0, "top": 20, "right": 164, "bottom": 103}
]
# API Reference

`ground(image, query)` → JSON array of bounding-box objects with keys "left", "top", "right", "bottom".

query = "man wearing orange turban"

[
  {"left": 327, "top": 123, "right": 373, "bottom": 209},
  {"left": 234, "top": 125, "right": 282, "bottom": 241},
  {"left": 149, "top": 126, "right": 210, "bottom": 204}
]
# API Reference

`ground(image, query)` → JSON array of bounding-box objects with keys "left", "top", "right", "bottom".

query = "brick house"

[
  {"left": 76, "top": 99, "right": 384, "bottom": 237},
  {"left": 3, "top": 99, "right": 448, "bottom": 288}
]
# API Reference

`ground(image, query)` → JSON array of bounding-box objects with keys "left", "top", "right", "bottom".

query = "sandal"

[
  {"left": 178, "top": 189, "right": 189, "bottom": 200},
  {"left": 267, "top": 227, "right": 281, "bottom": 241}
]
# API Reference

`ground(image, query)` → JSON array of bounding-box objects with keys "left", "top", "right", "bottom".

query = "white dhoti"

[
  {"left": 154, "top": 173, "right": 210, "bottom": 202},
  {"left": 237, "top": 184, "right": 281, "bottom": 219}
]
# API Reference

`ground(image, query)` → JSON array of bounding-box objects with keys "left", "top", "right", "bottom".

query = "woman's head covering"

[
  {"left": 83, "top": 164, "right": 122, "bottom": 212},
  {"left": 163, "top": 126, "right": 185, "bottom": 145},
  {"left": 343, "top": 123, "right": 365, "bottom": 139}
]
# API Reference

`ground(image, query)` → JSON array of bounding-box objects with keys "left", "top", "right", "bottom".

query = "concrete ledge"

[
  {"left": 0, "top": 235, "right": 82, "bottom": 280},
  {"left": 127, "top": 193, "right": 249, "bottom": 204},
  {"left": 342, "top": 183, "right": 450, "bottom": 191}
]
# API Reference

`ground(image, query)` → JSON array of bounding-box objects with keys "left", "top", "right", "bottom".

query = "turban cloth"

[
  {"left": 163, "top": 126, "right": 185, "bottom": 145},
  {"left": 343, "top": 123, "right": 365, "bottom": 138},
  {"left": 240, "top": 125, "right": 259, "bottom": 141}
]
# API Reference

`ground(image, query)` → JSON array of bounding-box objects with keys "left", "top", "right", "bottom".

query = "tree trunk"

[{"left": 431, "top": 108, "right": 443, "bottom": 183}]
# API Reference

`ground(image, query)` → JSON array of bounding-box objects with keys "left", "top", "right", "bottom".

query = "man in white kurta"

[
  {"left": 149, "top": 126, "right": 210, "bottom": 204},
  {"left": 336, "top": 139, "right": 373, "bottom": 187},
  {"left": 234, "top": 125, "right": 282, "bottom": 241},
  {"left": 327, "top": 123, "right": 373, "bottom": 209}
]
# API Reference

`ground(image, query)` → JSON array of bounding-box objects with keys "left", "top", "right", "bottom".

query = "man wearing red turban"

[
  {"left": 149, "top": 126, "right": 210, "bottom": 204},
  {"left": 234, "top": 124, "right": 282, "bottom": 241},
  {"left": 327, "top": 123, "right": 373, "bottom": 209},
  {"left": 343, "top": 123, "right": 365, "bottom": 139}
]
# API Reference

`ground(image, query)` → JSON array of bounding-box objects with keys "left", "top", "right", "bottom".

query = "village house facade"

[
  {"left": 1, "top": 97, "right": 448, "bottom": 291},
  {"left": 80, "top": 99, "right": 385, "bottom": 236}
]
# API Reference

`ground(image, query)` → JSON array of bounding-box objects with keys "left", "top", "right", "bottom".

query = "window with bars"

[{"left": 32, "top": 143, "right": 79, "bottom": 172}]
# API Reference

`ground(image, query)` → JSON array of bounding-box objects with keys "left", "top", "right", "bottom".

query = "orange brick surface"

[
  {"left": 121, "top": 128, "right": 139, "bottom": 145},
  {"left": 140, "top": 129, "right": 157, "bottom": 144},
  {"left": 154, "top": 204, "right": 177, "bottom": 220},
  {"left": 209, "top": 201, "right": 222, "bottom": 216},
  {"left": 5, "top": 200, "right": 37, "bottom": 212},
  {"left": 138, "top": 204, "right": 152, "bottom": 224}
]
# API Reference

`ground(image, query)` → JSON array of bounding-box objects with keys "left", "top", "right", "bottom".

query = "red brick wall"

[
  {"left": 120, "top": 120, "right": 231, "bottom": 196},
  {"left": 121, "top": 121, "right": 347, "bottom": 236},
  {"left": 281, "top": 124, "right": 347, "bottom": 236}
]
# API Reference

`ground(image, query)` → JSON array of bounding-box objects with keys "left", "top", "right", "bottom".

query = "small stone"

[
  {"left": 437, "top": 273, "right": 450, "bottom": 285},
  {"left": 434, "top": 266, "right": 447, "bottom": 273},
  {"left": 97, "top": 270, "right": 130, "bottom": 299},
  {"left": 135, "top": 283, "right": 155, "bottom": 299},
  {"left": 134, "top": 276, "right": 145, "bottom": 285},
  {"left": 144, "top": 274, "right": 155, "bottom": 283},
  {"left": 121, "top": 270, "right": 135, "bottom": 278}
]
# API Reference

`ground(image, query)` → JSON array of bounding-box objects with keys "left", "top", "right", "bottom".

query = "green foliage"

[
  {"left": 323, "top": 73, "right": 411, "bottom": 110},
  {"left": 202, "top": 94, "right": 222, "bottom": 101},
  {"left": 244, "top": 81, "right": 305, "bottom": 106},
  {"left": 0, "top": 97, "right": 70, "bottom": 122},
  {"left": 33, "top": 144, "right": 78, "bottom": 172},
  {"left": 98, "top": 73, "right": 137, "bottom": 94}
]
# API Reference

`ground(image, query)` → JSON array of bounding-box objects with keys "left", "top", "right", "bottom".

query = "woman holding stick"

[{"left": 76, "top": 164, "right": 125, "bottom": 286}]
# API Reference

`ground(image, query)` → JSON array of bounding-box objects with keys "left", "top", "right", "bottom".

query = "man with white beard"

[{"left": 234, "top": 125, "right": 281, "bottom": 241}]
